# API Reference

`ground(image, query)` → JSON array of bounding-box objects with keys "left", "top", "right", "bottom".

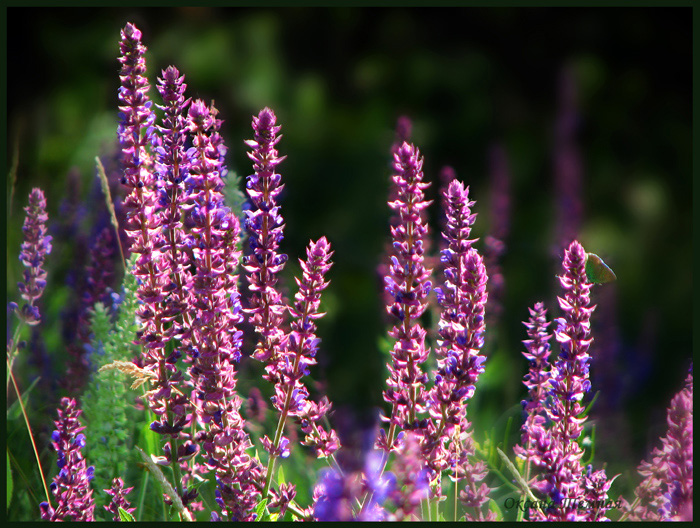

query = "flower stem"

[{"left": 6, "top": 356, "right": 50, "bottom": 506}]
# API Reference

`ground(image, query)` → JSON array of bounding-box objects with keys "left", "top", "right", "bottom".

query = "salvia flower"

[
  {"left": 426, "top": 178, "right": 489, "bottom": 511},
  {"left": 529, "top": 240, "right": 612, "bottom": 520},
  {"left": 381, "top": 142, "right": 432, "bottom": 446},
  {"left": 262, "top": 238, "right": 338, "bottom": 501},
  {"left": 13, "top": 188, "right": 53, "bottom": 327},
  {"left": 514, "top": 302, "right": 552, "bottom": 471},
  {"left": 388, "top": 431, "right": 430, "bottom": 521},
  {"left": 185, "top": 100, "right": 262, "bottom": 520},
  {"left": 435, "top": 252, "right": 489, "bottom": 510},
  {"left": 117, "top": 22, "right": 156, "bottom": 182},
  {"left": 425, "top": 179, "right": 487, "bottom": 494},
  {"left": 456, "top": 430, "right": 495, "bottom": 521},
  {"left": 104, "top": 477, "right": 135, "bottom": 521},
  {"left": 154, "top": 65, "right": 194, "bottom": 337},
  {"left": 625, "top": 371, "right": 693, "bottom": 521},
  {"left": 281, "top": 238, "right": 338, "bottom": 452},
  {"left": 243, "top": 107, "right": 289, "bottom": 371},
  {"left": 312, "top": 439, "right": 394, "bottom": 522},
  {"left": 39, "top": 397, "right": 95, "bottom": 521},
  {"left": 118, "top": 23, "right": 191, "bottom": 483}
]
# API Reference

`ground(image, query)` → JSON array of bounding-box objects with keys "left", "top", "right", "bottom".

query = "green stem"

[{"left": 6, "top": 357, "right": 50, "bottom": 506}]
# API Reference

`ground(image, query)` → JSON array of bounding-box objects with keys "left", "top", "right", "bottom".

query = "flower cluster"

[
  {"left": 387, "top": 431, "right": 429, "bottom": 521},
  {"left": 243, "top": 107, "right": 289, "bottom": 371},
  {"left": 260, "top": 237, "right": 338, "bottom": 502},
  {"left": 118, "top": 24, "right": 193, "bottom": 495},
  {"left": 16, "top": 20, "right": 694, "bottom": 524},
  {"left": 624, "top": 370, "right": 693, "bottom": 521},
  {"left": 154, "top": 65, "right": 193, "bottom": 332},
  {"left": 104, "top": 477, "right": 136, "bottom": 521},
  {"left": 283, "top": 237, "right": 338, "bottom": 456},
  {"left": 39, "top": 398, "right": 95, "bottom": 521},
  {"left": 184, "top": 100, "right": 263, "bottom": 520},
  {"left": 514, "top": 302, "right": 552, "bottom": 470},
  {"left": 424, "top": 179, "right": 489, "bottom": 511},
  {"left": 527, "top": 240, "right": 612, "bottom": 521},
  {"left": 12, "top": 188, "right": 53, "bottom": 328},
  {"left": 380, "top": 142, "right": 433, "bottom": 448},
  {"left": 313, "top": 442, "right": 393, "bottom": 521}
]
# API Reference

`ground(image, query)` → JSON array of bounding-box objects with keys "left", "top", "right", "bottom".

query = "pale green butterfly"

[{"left": 585, "top": 253, "right": 616, "bottom": 284}]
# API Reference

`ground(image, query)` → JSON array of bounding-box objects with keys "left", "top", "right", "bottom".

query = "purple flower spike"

[
  {"left": 528, "top": 240, "right": 613, "bottom": 520},
  {"left": 104, "top": 477, "right": 136, "bottom": 521},
  {"left": 118, "top": 24, "right": 191, "bottom": 453},
  {"left": 288, "top": 237, "right": 339, "bottom": 458},
  {"left": 424, "top": 179, "right": 488, "bottom": 499},
  {"left": 382, "top": 142, "right": 433, "bottom": 445},
  {"left": 117, "top": 22, "right": 156, "bottom": 186},
  {"left": 185, "top": 100, "right": 263, "bottom": 521},
  {"left": 262, "top": 237, "right": 338, "bottom": 503},
  {"left": 625, "top": 371, "right": 693, "bottom": 521},
  {"left": 14, "top": 188, "right": 52, "bottom": 326},
  {"left": 155, "top": 65, "right": 193, "bottom": 328},
  {"left": 39, "top": 398, "right": 95, "bottom": 521},
  {"left": 514, "top": 302, "right": 552, "bottom": 468},
  {"left": 243, "top": 107, "right": 289, "bottom": 372}
]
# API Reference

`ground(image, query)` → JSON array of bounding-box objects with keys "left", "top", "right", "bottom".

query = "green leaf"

[
  {"left": 7, "top": 450, "right": 13, "bottom": 509},
  {"left": 585, "top": 253, "right": 616, "bottom": 284},
  {"left": 277, "top": 464, "right": 286, "bottom": 486},
  {"left": 118, "top": 506, "right": 135, "bottom": 522},
  {"left": 255, "top": 499, "right": 269, "bottom": 522}
]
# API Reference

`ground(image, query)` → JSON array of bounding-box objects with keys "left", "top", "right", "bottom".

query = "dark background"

[{"left": 6, "top": 6, "right": 692, "bottom": 494}]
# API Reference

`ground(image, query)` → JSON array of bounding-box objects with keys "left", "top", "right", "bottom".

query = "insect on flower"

[{"left": 585, "top": 252, "right": 616, "bottom": 284}]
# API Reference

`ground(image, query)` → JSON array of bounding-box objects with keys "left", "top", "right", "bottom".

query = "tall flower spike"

[
  {"left": 514, "top": 302, "right": 552, "bottom": 472},
  {"left": 290, "top": 238, "right": 339, "bottom": 457},
  {"left": 185, "top": 100, "right": 262, "bottom": 520},
  {"left": 39, "top": 398, "right": 95, "bottom": 521},
  {"left": 118, "top": 23, "right": 194, "bottom": 505},
  {"left": 117, "top": 22, "right": 156, "bottom": 185},
  {"left": 262, "top": 238, "right": 338, "bottom": 501},
  {"left": 243, "top": 107, "right": 289, "bottom": 374},
  {"left": 154, "top": 65, "right": 193, "bottom": 336},
  {"left": 380, "top": 142, "right": 432, "bottom": 449},
  {"left": 529, "top": 240, "right": 612, "bottom": 521},
  {"left": 13, "top": 188, "right": 53, "bottom": 327},
  {"left": 425, "top": 179, "right": 483, "bottom": 480}
]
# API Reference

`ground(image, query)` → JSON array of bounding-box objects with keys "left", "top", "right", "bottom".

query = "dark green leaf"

[{"left": 7, "top": 450, "right": 13, "bottom": 509}]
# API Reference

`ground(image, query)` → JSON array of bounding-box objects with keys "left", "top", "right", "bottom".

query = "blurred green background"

[{"left": 6, "top": 5, "right": 692, "bottom": 501}]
